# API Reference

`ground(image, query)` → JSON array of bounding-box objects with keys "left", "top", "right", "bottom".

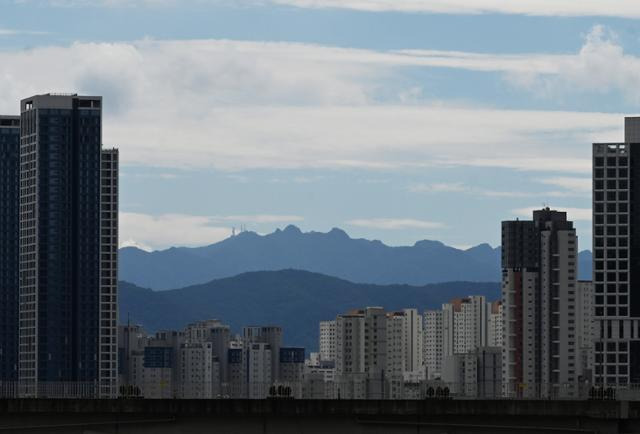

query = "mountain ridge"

[
  {"left": 119, "top": 269, "right": 502, "bottom": 351},
  {"left": 120, "top": 226, "right": 593, "bottom": 291}
]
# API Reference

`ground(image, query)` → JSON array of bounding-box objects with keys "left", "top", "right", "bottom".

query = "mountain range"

[
  {"left": 119, "top": 270, "right": 501, "bottom": 351},
  {"left": 119, "top": 225, "right": 593, "bottom": 291}
]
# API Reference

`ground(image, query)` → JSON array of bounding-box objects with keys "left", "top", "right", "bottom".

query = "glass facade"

[
  {"left": 18, "top": 95, "right": 118, "bottom": 395},
  {"left": 0, "top": 116, "right": 20, "bottom": 381},
  {"left": 593, "top": 125, "right": 640, "bottom": 385}
]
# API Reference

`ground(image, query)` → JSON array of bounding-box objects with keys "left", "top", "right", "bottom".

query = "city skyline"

[
  {"left": 1, "top": 93, "right": 120, "bottom": 397},
  {"left": 0, "top": 89, "right": 631, "bottom": 403},
  {"left": 3, "top": 2, "right": 639, "bottom": 250}
]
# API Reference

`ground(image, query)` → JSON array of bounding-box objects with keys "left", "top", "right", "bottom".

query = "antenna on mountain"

[{"left": 232, "top": 227, "right": 236, "bottom": 237}]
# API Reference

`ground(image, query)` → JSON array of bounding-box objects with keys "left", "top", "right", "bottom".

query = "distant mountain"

[
  {"left": 119, "top": 225, "right": 504, "bottom": 290},
  {"left": 119, "top": 226, "right": 593, "bottom": 291},
  {"left": 119, "top": 270, "right": 501, "bottom": 351}
]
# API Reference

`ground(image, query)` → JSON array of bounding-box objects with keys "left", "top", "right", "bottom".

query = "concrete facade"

[
  {"left": 502, "top": 208, "right": 579, "bottom": 398},
  {"left": 592, "top": 118, "right": 640, "bottom": 385}
]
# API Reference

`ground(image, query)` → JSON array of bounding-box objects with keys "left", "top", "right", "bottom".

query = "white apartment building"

[
  {"left": 331, "top": 307, "right": 425, "bottom": 398},
  {"left": 319, "top": 320, "right": 337, "bottom": 362},
  {"left": 141, "top": 346, "right": 174, "bottom": 399},
  {"left": 427, "top": 296, "right": 495, "bottom": 381},
  {"left": 447, "top": 296, "right": 490, "bottom": 355},
  {"left": 247, "top": 342, "right": 272, "bottom": 399},
  {"left": 488, "top": 301, "right": 504, "bottom": 348},
  {"left": 424, "top": 310, "right": 443, "bottom": 379},
  {"left": 279, "top": 347, "right": 305, "bottom": 398},
  {"left": 386, "top": 312, "right": 406, "bottom": 379},
  {"left": 402, "top": 309, "right": 424, "bottom": 376},
  {"left": 178, "top": 342, "right": 213, "bottom": 399},
  {"left": 443, "top": 347, "right": 502, "bottom": 399},
  {"left": 577, "top": 281, "right": 594, "bottom": 380},
  {"left": 364, "top": 307, "right": 387, "bottom": 379},
  {"left": 502, "top": 208, "right": 579, "bottom": 398},
  {"left": 386, "top": 309, "right": 424, "bottom": 379},
  {"left": 335, "top": 312, "right": 366, "bottom": 376},
  {"left": 303, "top": 365, "right": 336, "bottom": 399}
]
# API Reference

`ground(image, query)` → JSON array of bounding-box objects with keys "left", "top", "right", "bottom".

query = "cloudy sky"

[{"left": 2, "top": 1, "right": 637, "bottom": 250}]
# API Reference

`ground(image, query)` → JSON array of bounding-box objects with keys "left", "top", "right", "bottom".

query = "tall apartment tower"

[
  {"left": 502, "top": 208, "right": 578, "bottom": 398},
  {"left": 18, "top": 94, "right": 118, "bottom": 396},
  {"left": 243, "top": 326, "right": 282, "bottom": 382},
  {"left": 423, "top": 309, "right": 443, "bottom": 379},
  {"left": 319, "top": 320, "right": 336, "bottom": 362},
  {"left": 592, "top": 117, "right": 640, "bottom": 385},
  {"left": 0, "top": 116, "right": 20, "bottom": 381}
]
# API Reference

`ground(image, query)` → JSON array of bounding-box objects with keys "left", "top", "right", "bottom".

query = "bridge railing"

[
  {"left": 105, "top": 381, "right": 640, "bottom": 401},
  {"left": 0, "top": 381, "right": 117, "bottom": 399},
  {"left": 2, "top": 380, "right": 639, "bottom": 400}
]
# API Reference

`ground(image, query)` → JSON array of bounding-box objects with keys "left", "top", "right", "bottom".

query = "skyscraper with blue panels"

[
  {"left": 18, "top": 94, "right": 118, "bottom": 396},
  {"left": 0, "top": 116, "right": 20, "bottom": 381}
]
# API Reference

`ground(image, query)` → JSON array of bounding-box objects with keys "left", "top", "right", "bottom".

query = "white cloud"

[
  {"left": 271, "top": 0, "right": 640, "bottom": 18},
  {"left": 512, "top": 207, "right": 592, "bottom": 221},
  {"left": 120, "top": 212, "right": 232, "bottom": 250},
  {"left": 409, "top": 182, "right": 468, "bottom": 193},
  {"left": 120, "top": 212, "right": 303, "bottom": 249},
  {"left": 25, "top": 0, "right": 640, "bottom": 18},
  {"left": 451, "top": 244, "right": 474, "bottom": 250},
  {"left": 214, "top": 214, "right": 304, "bottom": 223},
  {"left": 0, "top": 35, "right": 627, "bottom": 173},
  {"left": 0, "top": 27, "right": 48, "bottom": 36},
  {"left": 538, "top": 177, "right": 591, "bottom": 194},
  {"left": 346, "top": 218, "right": 444, "bottom": 230},
  {"left": 409, "top": 182, "right": 589, "bottom": 198}
]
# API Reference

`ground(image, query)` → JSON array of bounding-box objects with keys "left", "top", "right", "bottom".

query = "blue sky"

[{"left": 2, "top": 0, "right": 639, "bottom": 250}]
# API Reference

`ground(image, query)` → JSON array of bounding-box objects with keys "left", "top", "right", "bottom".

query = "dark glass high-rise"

[
  {"left": 0, "top": 116, "right": 20, "bottom": 382},
  {"left": 18, "top": 94, "right": 118, "bottom": 397}
]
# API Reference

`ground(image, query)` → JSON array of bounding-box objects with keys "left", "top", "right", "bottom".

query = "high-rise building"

[
  {"left": 183, "top": 319, "right": 231, "bottom": 388},
  {"left": 386, "top": 311, "right": 406, "bottom": 379},
  {"left": 178, "top": 342, "right": 213, "bottom": 399},
  {"left": 335, "top": 312, "right": 365, "bottom": 376},
  {"left": 363, "top": 307, "right": 387, "bottom": 378},
  {"left": 425, "top": 296, "right": 494, "bottom": 381},
  {"left": 442, "top": 347, "right": 502, "bottom": 399},
  {"left": 227, "top": 347, "right": 246, "bottom": 398},
  {"left": 577, "top": 281, "right": 594, "bottom": 380},
  {"left": 279, "top": 347, "right": 305, "bottom": 397},
  {"left": 592, "top": 117, "right": 640, "bottom": 385},
  {"left": 446, "top": 296, "right": 490, "bottom": 355},
  {"left": 423, "top": 309, "right": 443, "bottom": 379},
  {"left": 243, "top": 326, "right": 282, "bottom": 382},
  {"left": 18, "top": 94, "right": 118, "bottom": 396},
  {"left": 488, "top": 301, "right": 504, "bottom": 348},
  {"left": 0, "top": 115, "right": 20, "bottom": 382},
  {"left": 502, "top": 208, "right": 578, "bottom": 397},
  {"left": 247, "top": 342, "right": 272, "bottom": 399},
  {"left": 401, "top": 309, "right": 424, "bottom": 376},
  {"left": 319, "top": 320, "right": 336, "bottom": 362}
]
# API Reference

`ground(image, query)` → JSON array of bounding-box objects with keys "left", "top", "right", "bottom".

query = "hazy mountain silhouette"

[
  {"left": 119, "top": 270, "right": 501, "bottom": 351},
  {"left": 119, "top": 225, "right": 593, "bottom": 291}
]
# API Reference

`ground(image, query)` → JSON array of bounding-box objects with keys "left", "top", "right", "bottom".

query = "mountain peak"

[
  {"left": 283, "top": 224, "right": 302, "bottom": 234},
  {"left": 328, "top": 227, "right": 349, "bottom": 238},
  {"left": 413, "top": 239, "right": 445, "bottom": 249},
  {"left": 465, "top": 243, "right": 496, "bottom": 252}
]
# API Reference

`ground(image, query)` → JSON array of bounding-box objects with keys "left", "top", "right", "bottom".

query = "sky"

[{"left": 2, "top": 1, "right": 638, "bottom": 251}]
